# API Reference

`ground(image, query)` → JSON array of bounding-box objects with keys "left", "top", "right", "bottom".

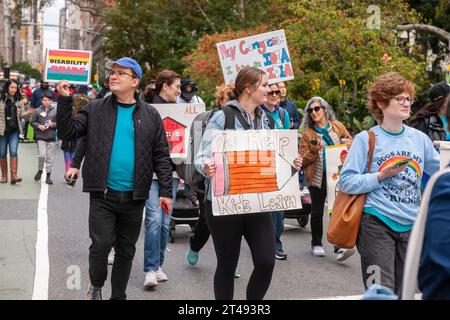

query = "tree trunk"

[{"left": 237, "top": 0, "right": 245, "bottom": 22}]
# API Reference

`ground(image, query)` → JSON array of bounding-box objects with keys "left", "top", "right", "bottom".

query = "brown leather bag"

[{"left": 327, "top": 130, "right": 375, "bottom": 249}]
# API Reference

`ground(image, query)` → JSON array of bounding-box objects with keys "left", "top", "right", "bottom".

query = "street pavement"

[{"left": 1, "top": 142, "right": 365, "bottom": 300}]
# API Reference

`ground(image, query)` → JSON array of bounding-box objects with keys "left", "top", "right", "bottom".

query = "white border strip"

[{"left": 32, "top": 169, "right": 49, "bottom": 300}]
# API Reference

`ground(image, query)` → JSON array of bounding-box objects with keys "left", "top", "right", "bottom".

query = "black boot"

[
  {"left": 34, "top": 170, "right": 43, "bottom": 181},
  {"left": 45, "top": 172, "right": 53, "bottom": 185}
]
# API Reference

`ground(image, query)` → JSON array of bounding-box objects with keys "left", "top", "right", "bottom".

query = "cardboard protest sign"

[
  {"left": 325, "top": 144, "right": 348, "bottom": 214},
  {"left": 152, "top": 103, "right": 205, "bottom": 159},
  {"left": 44, "top": 49, "right": 93, "bottom": 85},
  {"left": 211, "top": 130, "right": 301, "bottom": 216},
  {"left": 216, "top": 29, "right": 294, "bottom": 85}
]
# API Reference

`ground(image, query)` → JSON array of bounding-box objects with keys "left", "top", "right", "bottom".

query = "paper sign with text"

[
  {"left": 152, "top": 103, "right": 205, "bottom": 159},
  {"left": 44, "top": 49, "right": 93, "bottom": 85},
  {"left": 325, "top": 144, "right": 348, "bottom": 214},
  {"left": 210, "top": 129, "right": 301, "bottom": 216},
  {"left": 216, "top": 29, "right": 294, "bottom": 85}
]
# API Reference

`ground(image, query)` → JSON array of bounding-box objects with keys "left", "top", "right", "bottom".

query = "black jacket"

[
  {"left": 411, "top": 115, "right": 446, "bottom": 142},
  {"left": 57, "top": 94, "right": 173, "bottom": 200}
]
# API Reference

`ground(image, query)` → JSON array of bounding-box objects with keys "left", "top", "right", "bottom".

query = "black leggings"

[
  {"left": 205, "top": 200, "right": 275, "bottom": 300},
  {"left": 309, "top": 174, "right": 327, "bottom": 247}
]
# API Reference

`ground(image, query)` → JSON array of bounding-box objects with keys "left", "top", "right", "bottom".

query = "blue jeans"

[
  {"left": 0, "top": 130, "right": 19, "bottom": 158},
  {"left": 143, "top": 178, "right": 179, "bottom": 272},
  {"left": 271, "top": 211, "right": 284, "bottom": 251}
]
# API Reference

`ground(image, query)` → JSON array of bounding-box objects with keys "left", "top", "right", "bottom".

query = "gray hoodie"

[{"left": 31, "top": 105, "right": 57, "bottom": 142}]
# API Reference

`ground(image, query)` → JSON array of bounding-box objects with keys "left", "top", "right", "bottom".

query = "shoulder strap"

[
  {"left": 267, "top": 114, "right": 275, "bottom": 129},
  {"left": 278, "top": 106, "right": 285, "bottom": 125},
  {"left": 366, "top": 130, "right": 376, "bottom": 172},
  {"left": 222, "top": 105, "right": 251, "bottom": 130}
]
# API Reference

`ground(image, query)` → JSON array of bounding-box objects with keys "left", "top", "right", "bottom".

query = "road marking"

[{"left": 32, "top": 169, "right": 49, "bottom": 300}]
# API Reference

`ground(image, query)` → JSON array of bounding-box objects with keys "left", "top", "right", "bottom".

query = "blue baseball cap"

[{"left": 105, "top": 57, "right": 142, "bottom": 80}]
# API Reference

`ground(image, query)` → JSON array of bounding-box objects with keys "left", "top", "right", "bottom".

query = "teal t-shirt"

[
  {"left": 107, "top": 103, "right": 136, "bottom": 191},
  {"left": 440, "top": 115, "right": 450, "bottom": 141},
  {"left": 261, "top": 105, "right": 290, "bottom": 129}
]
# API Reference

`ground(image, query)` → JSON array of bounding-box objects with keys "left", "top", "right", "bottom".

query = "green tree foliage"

[
  {"left": 9, "top": 0, "right": 54, "bottom": 28},
  {"left": 102, "top": 0, "right": 290, "bottom": 80},
  {"left": 183, "top": 0, "right": 429, "bottom": 132},
  {"left": 11, "top": 61, "right": 42, "bottom": 81}
]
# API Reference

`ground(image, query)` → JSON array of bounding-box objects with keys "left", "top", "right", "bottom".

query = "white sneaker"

[
  {"left": 336, "top": 248, "right": 356, "bottom": 262},
  {"left": 311, "top": 246, "right": 325, "bottom": 257},
  {"left": 108, "top": 248, "right": 115, "bottom": 265},
  {"left": 144, "top": 271, "right": 158, "bottom": 288},
  {"left": 156, "top": 267, "right": 168, "bottom": 282}
]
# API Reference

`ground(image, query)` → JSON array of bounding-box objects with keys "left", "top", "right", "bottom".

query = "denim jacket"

[{"left": 194, "top": 99, "right": 271, "bottom": 201}]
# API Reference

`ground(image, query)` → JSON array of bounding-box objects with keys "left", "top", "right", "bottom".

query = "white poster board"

[
  {"left": 211, "top": 129, "right": 301, "bottom": 216},
  {"left": 438, "top": 141, "right": 450, "bottom": 169},
  {"left": 216, "top": 29, "right": 294, "bottom": 85},
  {"left": 44, "top": 49, "right": 93, "bottom": 85},
  {"left": 152, "top": 103, "right": 205, "bottom": 159},
  {"left": 325, "top": 144, "right": 348, "bottom": 214}
]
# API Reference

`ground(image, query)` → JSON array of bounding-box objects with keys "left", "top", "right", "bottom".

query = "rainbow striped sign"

[{"left": 44, "top": 49, "right": 92, "bottom": 85}]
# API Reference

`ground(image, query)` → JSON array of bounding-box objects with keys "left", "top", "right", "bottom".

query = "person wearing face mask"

[
  {"left": 176, "top": 78, "right": 205, "bottom": 104},
  {"left": 30, "top": 82, "right": 55, "bottom": 109},
  {"left": 143, "top": 69, "right": 181, "bottom": 289},
  {"left": 195, "top": 67, "right": 303, "bottom": 300}
]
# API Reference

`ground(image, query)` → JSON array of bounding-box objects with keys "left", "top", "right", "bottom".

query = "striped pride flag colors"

[{"left": 44, "top": 49, "right": 93, "bottom": 85}]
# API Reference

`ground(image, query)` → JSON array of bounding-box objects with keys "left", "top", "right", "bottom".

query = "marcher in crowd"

[
  {"left": 409, "top": 81, "right": 450, "bottom": 142},
  {"left": 143, "top": 69, "right": 181, "bottom": 289},
  {"left": 339, "top": 72, "right": 440, "bottom": 294},
  {"left": 195, "top": 67, "right": 303, "bottom": 300},
  {"left": 61, "top": 86, "right": 92, "bottom": 183},
  {"left": 176, "top": 78, "right": 205, "bottom": 104},
  {"left": 278, "top": 81, "right": 300, "bottom": 129},
  {"left": 418, "top": 93, "right": 450, "bottom": 299},
  {"left": 30, "top": 81, "right": 54, "bottom": 108},
  {"left": 0, "top": 80, "right": 31, "bottom": 184},
  {"left": 31, "top": 93, "right": 57, "bottom": 185},
  {"left": 57, "top": 57, "right": 173, "bottom": 300},
  {"left": 260, "top": 83, "right": 290, "bottom": 260},
  {"left": 185, "top": 83, "right": 242, "bottom": 277},
  {"left": 300, "top": 96, "right": 354, "bottom": 260}
]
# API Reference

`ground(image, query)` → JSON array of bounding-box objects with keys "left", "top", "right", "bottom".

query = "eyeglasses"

[
  {"left": 306, "top": 106, "right": 324, "bottom": 113},
  {"left": 108, "top": 70, "right": 136, "bottom": 79},
  {"left": 268, "top": 90, "right": 281, "bottom": 96},
  {"left": 393, "top": 96, "right": 413, "bottom": 106}
]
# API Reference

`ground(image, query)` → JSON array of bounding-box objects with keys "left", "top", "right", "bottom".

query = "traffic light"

[{"left": 3, "top": 66, "right": 10, "bottom": 79}]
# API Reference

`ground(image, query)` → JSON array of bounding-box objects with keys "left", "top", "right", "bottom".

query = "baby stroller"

[
  {"left": 283, "top": 186, "right": 312, "bottom": 229},
  {"left": 168, "top": 187, "right": 200, "bottom": 243}
]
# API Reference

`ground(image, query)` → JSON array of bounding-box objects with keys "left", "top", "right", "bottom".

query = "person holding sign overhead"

[
  {"left": 56, "top": 57, "right": 173, "bottom": 300},
  {"left": 195, "top": 67, "right": 303, "bottom": 300},
  {"left": 299, "top": 97, "right": 353, "bottom": 260}
]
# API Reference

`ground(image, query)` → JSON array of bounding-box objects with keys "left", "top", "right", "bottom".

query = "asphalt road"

[{"left": 2, "top": 143, "right": 365, "bottom": 300}]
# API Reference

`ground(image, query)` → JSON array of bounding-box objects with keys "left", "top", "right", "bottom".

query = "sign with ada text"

[{"left": 216, "top": 29, "right": 294, "bottom": 85}]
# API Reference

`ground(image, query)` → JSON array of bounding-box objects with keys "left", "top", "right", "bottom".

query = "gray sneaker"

[{"left": 85, "top": 284, "right": 102, "bottom": 300}]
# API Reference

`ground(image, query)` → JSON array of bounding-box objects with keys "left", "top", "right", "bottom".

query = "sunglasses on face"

[
  {"left": 268, "top": 90, "right": 281, "bottom": 96},
  {"left": 307, "top": 105, "right": 324, "bottom": 113}
]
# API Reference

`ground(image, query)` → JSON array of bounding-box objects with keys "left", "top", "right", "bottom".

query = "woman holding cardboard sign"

[
  {"left": 300, "top": 97, "right": 353, "bottom": 260},
  {"left": 195, "top": 67, "right": 302, "bottom": 300},
  {"left": 339, "top": 72, "right": 440, "bottom": 294}
]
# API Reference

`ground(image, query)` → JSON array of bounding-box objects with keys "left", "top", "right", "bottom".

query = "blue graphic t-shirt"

[
  {"left": 440, "top": 115, "right": 450, "bottom": 141},
  {"left": 339, "top": 125, "right": 440, "bottom": 226}
]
